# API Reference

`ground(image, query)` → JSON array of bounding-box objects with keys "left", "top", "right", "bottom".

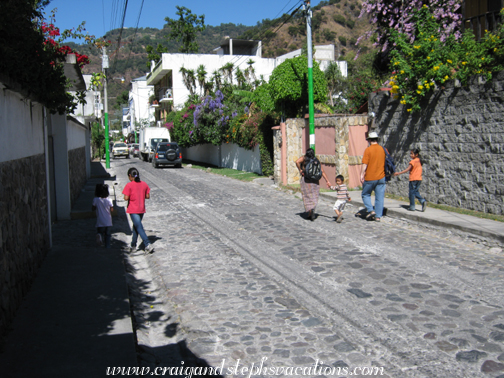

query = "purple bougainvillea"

[{"left": 358, "top": 0, "right": 462, "bottom": 51}]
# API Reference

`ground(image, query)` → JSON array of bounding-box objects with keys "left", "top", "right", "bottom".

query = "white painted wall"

[
  {"left": 0, "top": 83, "right": 45, "bottom": 163},
  {"left": 181, "top": 143, "right": 261, "bottom": 174},
  {"left": 67, "top": 118, "right": 87, "bottom": 150},
  {"left": 70, "top": 75, "right": 100, "bottom": 118},
  {"left": 221, "top": 143, "right": 261, "bottom": 174}
]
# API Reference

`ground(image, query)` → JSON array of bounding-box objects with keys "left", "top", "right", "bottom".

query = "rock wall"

[
  {"left": 369, "top": 74, "right": 504, "bottom": 214},
  {"left": 0, "top": 154, "right": 50, "bottom": 338},
  {"left": 68, "top": 146, "right": 87, "bottom": 207}
]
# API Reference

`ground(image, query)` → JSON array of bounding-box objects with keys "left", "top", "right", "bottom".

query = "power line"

[
  {"left": 225, "top": 1, "right": 304, "bottom": 79},
  {"left": 111, "top": 0, "right": 129, "bottom": 72},
  {"left": 122, "top": 0, "right": 146, "bottom": 74},
  {"left": 102, "top": 0, "right": 106, "bottom": 36}
]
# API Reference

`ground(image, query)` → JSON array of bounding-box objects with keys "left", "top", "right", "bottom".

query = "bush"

[
  {"left": 346, "top": 19, "right": 355, "bottom": 29},
  {"left": 338, "top": 36, "right": 347, "bottom": 46},
  {"left": 276, "top": 48, "right": 287, "bottom": 56},
  {"left": 333, "top": 14, "right": 346, "bottom": 26},
  {"left": 323, "top": 28, "right": 337, "bottom": 41},
  {"left": 269, "top": 56, "right": 328, "bottom": 118},
  {"left": 388, "top": 5, "right": 504, "bottom": 112}
]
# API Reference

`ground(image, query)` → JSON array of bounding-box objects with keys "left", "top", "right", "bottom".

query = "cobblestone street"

[{"left": 111, "top": 158, "right": 504, "bottom": 378}]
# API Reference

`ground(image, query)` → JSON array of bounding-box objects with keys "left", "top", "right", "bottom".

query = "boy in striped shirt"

[{"left": 330, "top": 175, "right": 351, "bottom": 223}]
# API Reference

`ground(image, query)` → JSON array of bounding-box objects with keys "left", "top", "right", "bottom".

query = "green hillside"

[{"left": 70, "top": 1, "right": 374, "bottom": 118}]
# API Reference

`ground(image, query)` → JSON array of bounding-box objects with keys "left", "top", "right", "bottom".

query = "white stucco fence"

[
  {"left": 0, "top": 85, "right": 45, "bottom": 163},
  {"left": 181, "top": 143, "right": 262, "bottom": 174}
]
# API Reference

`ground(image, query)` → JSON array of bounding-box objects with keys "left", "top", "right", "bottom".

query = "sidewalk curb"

[{"left": 320, "top": 192, "right": 504, "bottom": 246}]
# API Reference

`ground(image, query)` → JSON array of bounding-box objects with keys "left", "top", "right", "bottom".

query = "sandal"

[
  {"left": 366, "top": 212, "right": 376, "bottom": 220},
  {"left": 375, "top": 218, "right": 381, "bottom": 222}
]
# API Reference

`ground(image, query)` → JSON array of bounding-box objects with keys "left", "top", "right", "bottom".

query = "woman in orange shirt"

[{"left": 394, "top": 149, "right": 427, "bottom": 212}]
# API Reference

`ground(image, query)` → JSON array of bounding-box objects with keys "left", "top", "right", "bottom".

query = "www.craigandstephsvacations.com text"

[{"left": 106, "top": 358, "right": 385, "bottom": 376}]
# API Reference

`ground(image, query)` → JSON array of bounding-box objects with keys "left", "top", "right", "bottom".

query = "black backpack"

[
  {"left": 382, "top": 147, "right": 396, "bottom": 181},
  {"left": 304, "top": 157, "right": 322, "bottom": 181}
]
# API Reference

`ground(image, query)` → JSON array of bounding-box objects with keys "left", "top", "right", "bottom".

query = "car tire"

[{"left": 175, "top": 163, "right": 182, "bottom": 168}]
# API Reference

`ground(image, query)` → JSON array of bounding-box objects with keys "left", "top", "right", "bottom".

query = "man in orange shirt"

[{"left": 360, "top": 131, "right": 386, "bottom": 221}]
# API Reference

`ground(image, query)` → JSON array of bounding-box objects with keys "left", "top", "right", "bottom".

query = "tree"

[
  {"left": 91, "top": 122, "right": 105, "bottom": 158},
  {"left": 324, "top": 62, "right": 345, "bottom": 107},
  {"left": 211, "top": 70, "right": 222, "bottom": 91},
  {"left": 196, "top": 64, "right": 207, "bottom": 95},
  {"left": 0, "top": 0, "right": 95, "bottom": 114},
  {"left": 115, "top": 90, "right": 130, "bottom": 110},
  {"left": 269, "top": 56, "right": 327, "bottom": 117},
  {"left": 220, "top": 62, "right": 234, "bottom": 85},
  {"left": 179, "top": 66, "right": 196, "bottom": 95},
  {"left": 165, "top": 6, "right": 206, "bottom": 54}
]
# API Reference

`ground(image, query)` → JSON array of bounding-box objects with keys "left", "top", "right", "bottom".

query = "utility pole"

[
  {"left": 102, "top": 47, "right": 110, "bottom": 168},
  {"left": 305, "top": 1, "right": 316, "bottom": 151}
]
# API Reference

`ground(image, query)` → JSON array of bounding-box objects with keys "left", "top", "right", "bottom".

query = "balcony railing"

[
  {"left": 463, "top": 11, "right": 501, "bottom": 40},
  {"left": 158, "top": 87, "right": 173, "bottom": 103}
]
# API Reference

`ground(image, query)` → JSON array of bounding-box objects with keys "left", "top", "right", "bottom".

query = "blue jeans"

[
  {"left": 96, "top": 226, "right": 111, "bottom": 249},
  {"left": 361, "top": 177, "right": 386, "bottom": 218},
  {"left": 409, "top": 180, "right": 425, "bottom": 210},
  {"left": 129, "top": 213, "right": 150, "bottom": 248}
]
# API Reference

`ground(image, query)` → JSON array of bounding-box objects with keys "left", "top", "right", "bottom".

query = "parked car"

[
  {"left": 130, "top": 143, "right": 139, "bottom": 157},
  {"left": 152, "top": 142, "right": 182, "bottom": 168},
  {"left": 112, "top": 142, "right": 129, "bottom": 159}
]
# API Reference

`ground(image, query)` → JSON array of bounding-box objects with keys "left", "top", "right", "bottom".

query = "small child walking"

[
  {"left": 92, "top": 184, "right": 113, "bottom": 248},
  {"left": 394, "top": 148, "right": 427, "bottom": 212},
  {"left": 330, "top": 175, "right": 351, "bottom": 223}
]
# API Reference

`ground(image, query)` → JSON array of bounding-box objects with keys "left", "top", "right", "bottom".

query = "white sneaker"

[
  {"left": 145, "top": 244, "right": 154, "bottom": 254},
  {"left": 96, "top": 234, "right": 103, "bottom": 246},
  {"left": 127, "top": 245, "right": 136, "bottom": 253}
]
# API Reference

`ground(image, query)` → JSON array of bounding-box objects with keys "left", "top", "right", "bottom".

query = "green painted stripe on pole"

[{"left": 105, "top": 112, "right": 110, "bottom": 168}]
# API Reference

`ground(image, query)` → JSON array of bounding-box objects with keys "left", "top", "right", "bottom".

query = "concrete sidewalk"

[
  {"left": 0, "top": 161, "right": 137, "bottom": 378},
  {"left": 320, "top": 189, "right": 504, "bottom": 246}
]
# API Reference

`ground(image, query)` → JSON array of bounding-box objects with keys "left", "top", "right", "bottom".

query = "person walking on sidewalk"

[
  {"left": 122, "top": 167, "right": 154, "bottom": 253},
  {"left": 92, "top": 184, "right": 113, "bottom": 248},
  {"left": 360, "top": 131, "right": 386, "bottom": 222},
  {"left": 296, "top": 148, "right": 332, "bottom": 221},
  {"left": 394, "top": 148, "right": 427, "bottom": 212}
]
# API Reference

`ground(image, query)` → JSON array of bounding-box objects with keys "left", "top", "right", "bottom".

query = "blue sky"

[{"left": 46, "top": 0, "right": 324, "bottom": 42}]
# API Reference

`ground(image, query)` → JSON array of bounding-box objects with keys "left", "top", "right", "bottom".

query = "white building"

[
  {"left": 123, "top": 75, "right": 155, "bottom": 139},
  {"left": 146, "top": 40, "right": 347, "bottom": 124}
]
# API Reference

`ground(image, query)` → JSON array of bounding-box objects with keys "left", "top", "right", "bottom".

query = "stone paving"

[{"left": 111, "top": 158, "right": 504, "bottom": 378}]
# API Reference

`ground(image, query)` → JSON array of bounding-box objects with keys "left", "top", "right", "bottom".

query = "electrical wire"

[
  {"left": 122, "top": 0, "right": 146, "bottom": 75},
  {"left": 225, "top": 1, "right": 304, "bottom": 79},
  {"left": 110, "top": 0, "right": 129, "bottom": 72},
  {"left": 102, "top": 0, "right": 106, "bottom": 37}
]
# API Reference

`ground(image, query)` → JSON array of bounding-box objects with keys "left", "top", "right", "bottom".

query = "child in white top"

[
  {"left": 330, "top": 175, "right": 351, "bottom": 223},
  {"left": 92, "top": 184, "right": 113, "bottom": 248}
]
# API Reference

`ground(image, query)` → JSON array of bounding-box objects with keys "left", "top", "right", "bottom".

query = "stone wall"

[
  {"left": 369, "top": 74, "right": 504, "bottom": 214},
  {"left": 0, "top": 154, "right": 50, "bottom": 338},
  {"left": 68, "top": 146, "right": 87, "bottom": 207}
]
